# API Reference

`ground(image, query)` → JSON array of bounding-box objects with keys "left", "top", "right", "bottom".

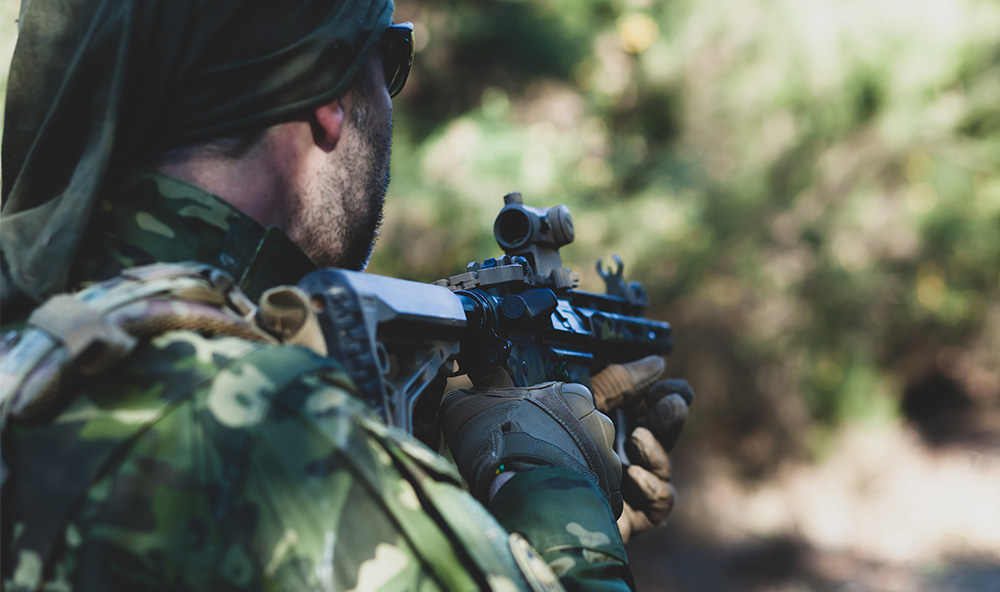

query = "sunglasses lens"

[{"left": 381, "top": 23, "right": 413, "bottom": 98}]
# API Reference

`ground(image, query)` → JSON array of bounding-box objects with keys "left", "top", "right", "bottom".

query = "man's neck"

[
  {"left": 70, "top": 170, "right": 316, "bottom": 300},
  {"left": 156, "top": 149, "right": 287, "bottom": 229},
  {"left": 154, "top": 120, "right": 323, "bottom": 231}
]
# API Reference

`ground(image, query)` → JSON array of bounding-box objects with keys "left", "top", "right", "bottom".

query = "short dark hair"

[{"left": 152, "top": 126, "right": 270, "bottom": 166}]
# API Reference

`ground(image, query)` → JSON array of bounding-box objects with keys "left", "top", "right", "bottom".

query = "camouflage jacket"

[{"left": 0, "top": 172, "right": 634, "bottom": 591}]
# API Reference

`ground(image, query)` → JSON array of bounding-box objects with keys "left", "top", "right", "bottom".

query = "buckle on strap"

[{"left": 28, "top": 294, "right": 137, "bottom": 375}]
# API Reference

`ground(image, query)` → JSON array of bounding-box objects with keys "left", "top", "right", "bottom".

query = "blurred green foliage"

[
  {"left": 377, "top": 0, "right": 1000, "bottom": 474},
  {"left": 0, "top": 1, "right": 17, "bottom": 133}
]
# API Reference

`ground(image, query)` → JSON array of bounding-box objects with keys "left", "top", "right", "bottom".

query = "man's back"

[
  {"left": 3, "top": 326, "right": 538, "bottom": 590},
  {"left": 1, "top": 173, "right": 633, "bottom": 591}
]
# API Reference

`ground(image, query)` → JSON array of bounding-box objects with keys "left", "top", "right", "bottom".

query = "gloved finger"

[
  {"left": 645, "top": 378, "right": 694, "bottom": 406},
  {"left": 444, "top": 373, "right": 474, "bottom": 392},
  {"left": 644, "top": 393, "right": 689, "bottom": 452},
  {"left": 622, "top": 464, "right": 675, "bottom": 525},
  {"left": 625, "top": 426, "right": 671, "bottom": 481},
  {"left": 559, "top": 383, "right": 624, "bottom": 517},
  {"left": 591, "top": 355, "right": 666, "bottom": 413},
  {"left": 616, "top": 501, "right": 654, "bottom": 543},
  {"left": 470, "top": 367, "right": 516, "bottom": 389}
]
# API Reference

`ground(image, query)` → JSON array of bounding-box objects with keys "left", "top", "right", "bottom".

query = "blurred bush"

[{"left": 376, "top": 0, "right": 1000, "bottom": 476}]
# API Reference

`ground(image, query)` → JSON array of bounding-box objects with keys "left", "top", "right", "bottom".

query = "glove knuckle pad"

[{"left": 440, "top": 383, "right": 624, "bottom": 517}]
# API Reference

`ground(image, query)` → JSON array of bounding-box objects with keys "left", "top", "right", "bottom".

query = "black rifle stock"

[{"left": 296, "top": 193, "right": 674, "bottom": 451}]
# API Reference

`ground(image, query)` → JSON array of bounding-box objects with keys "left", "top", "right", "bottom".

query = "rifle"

[{"left": 296, "top": 192, "right": 674, "bottom": 452}]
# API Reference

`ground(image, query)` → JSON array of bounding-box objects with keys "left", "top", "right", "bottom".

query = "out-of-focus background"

[
  {"left": 377, "top": 1, "right": 1000, "bottom": 589},
  {"left": 3, "top": 0, "right": 999, "bottom": 590}
]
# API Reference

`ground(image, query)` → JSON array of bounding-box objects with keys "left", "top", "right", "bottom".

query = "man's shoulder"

[
  {"left": 2, "top": 330, "right": 378, "bottom": 592},
  {"left": 2, "top": 259, "right": 357, "bottom": 434},
  {"left": 127, "top": 329, "right": 361, "bottom": 415}
]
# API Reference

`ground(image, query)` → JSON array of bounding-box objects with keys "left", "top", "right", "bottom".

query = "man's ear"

[{"left": 312, "top": 99, "right": 345, "bottom": 151}]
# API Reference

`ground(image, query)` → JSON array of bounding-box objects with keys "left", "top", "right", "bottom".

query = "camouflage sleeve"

[
  {"left": 216, "top": 366, "right": 496, "bottom": 591},
  {"left": 230, "top": 365, "right": 551, "bottom": 591},
  {"left": 488, "top": 468, "right": 636, "bottom": 592},
  {"left": 3, "top": 331, "right": 535, "bottom": 591}
]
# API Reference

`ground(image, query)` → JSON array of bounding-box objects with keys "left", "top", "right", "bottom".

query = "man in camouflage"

[{"left": 0, "top": 0, "right": 687, "bottom": 589}]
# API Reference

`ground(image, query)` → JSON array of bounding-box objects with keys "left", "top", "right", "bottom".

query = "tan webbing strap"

[
  {"left": 0, "top": 262, "right": 315, "bottom": 493},
  {"left": 0, "top": 263, "right": 284, "bottom": 427},
  {"left": 28, "top": 294, "right": 138, "bottom": 376}
]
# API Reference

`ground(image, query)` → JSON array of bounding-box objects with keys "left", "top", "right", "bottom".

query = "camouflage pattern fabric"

[
  {"left": 65, "top": 171, "right": 319, "bottom": 303},
  {"left": 1, "top": 171, "right": 634, "bottom": 590}
]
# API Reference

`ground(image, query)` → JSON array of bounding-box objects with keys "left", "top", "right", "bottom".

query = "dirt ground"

[{"left": 627, "top": 422, "right": 1000, "bottom": 591}]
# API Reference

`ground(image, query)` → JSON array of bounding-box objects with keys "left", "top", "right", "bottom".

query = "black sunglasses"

[{"left": 380, "top": 22, "right": 414, "bottom": 98}]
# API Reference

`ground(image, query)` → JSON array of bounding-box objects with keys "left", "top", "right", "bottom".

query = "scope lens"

[{"left": 496, "top": 209, "right": 532, "bottom": 249}]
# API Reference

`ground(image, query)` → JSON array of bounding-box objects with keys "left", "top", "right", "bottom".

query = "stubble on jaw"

[{"left": 289, "top": 63, "right": 392, "bottom": 271}]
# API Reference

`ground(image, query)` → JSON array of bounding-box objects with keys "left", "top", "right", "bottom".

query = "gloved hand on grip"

[
  {"left": 589, "top": 356, "right": 693, "bottom": 541},
  {"left": 439, "top": 381, "right": 624, "bottom": 518}
]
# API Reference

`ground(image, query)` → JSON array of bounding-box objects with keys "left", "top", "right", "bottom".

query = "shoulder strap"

[
  {"left": 0, "top": 263, "right": 340, "bottom": 588},
  {"left": 0, "top": 262, "right": 275, "bottom": 430}
]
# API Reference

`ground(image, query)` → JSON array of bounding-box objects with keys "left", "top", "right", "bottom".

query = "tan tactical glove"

[
  {"left": 440, "top": 382, "right": 624, "bottom": 517},
  {"left": 590, "top": 356, "right": 692, "bottom": 541}
]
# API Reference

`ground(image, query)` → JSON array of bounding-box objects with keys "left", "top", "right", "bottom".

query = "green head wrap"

[{"left": 1, "top": 0, "right": 393, "bottom": 302}]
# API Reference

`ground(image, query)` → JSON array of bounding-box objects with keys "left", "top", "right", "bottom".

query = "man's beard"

[{"left": 291, "top": 92, "right": 391, "bottom": 271}]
